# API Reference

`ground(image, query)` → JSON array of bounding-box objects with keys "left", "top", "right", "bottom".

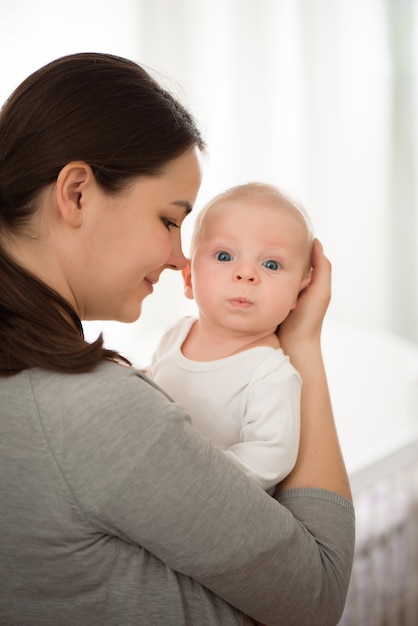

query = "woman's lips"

[{"left": 144, "top": 278, "right": 155, "bottom": 293}]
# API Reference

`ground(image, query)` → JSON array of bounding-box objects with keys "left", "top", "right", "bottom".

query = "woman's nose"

[
  {"left": 167, "top": 234, "right": 187, "bottom": 271},
  {"left": 169, "top": 248, "right": 187, "bottom": 271}
]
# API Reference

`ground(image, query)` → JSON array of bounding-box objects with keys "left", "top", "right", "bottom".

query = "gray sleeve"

[{"left": 38, "top": 364, "right": 355, "bottom": 626}]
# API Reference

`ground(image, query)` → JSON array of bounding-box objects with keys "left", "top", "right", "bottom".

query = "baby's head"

[{"left": 184, "top": 182, "right": 315, "bottom": 333}]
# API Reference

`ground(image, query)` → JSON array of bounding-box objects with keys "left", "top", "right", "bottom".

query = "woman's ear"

[
  {"left": 182, "top": 262, "right": 194, "bottom": 300},
  {"left": 55, "top": 162, "right": 93, "bottom": 228}
]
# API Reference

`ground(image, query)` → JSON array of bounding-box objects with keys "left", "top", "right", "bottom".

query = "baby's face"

[{"left": 189, "top": 198, "right": 311, "bottom": 337}]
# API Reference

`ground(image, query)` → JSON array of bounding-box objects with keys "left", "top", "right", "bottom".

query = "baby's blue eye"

[
  {"left": 216, "top": 251, "right": 232, "bottom": 262},
  {"left": 263, "top": 259, "right": 280, "bottom": 270}
]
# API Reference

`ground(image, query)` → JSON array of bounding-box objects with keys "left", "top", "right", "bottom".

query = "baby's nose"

[{"left": 233, "top": 268, "right": 257, "bottom": 282}]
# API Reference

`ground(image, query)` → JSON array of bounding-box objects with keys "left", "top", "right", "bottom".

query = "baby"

[{"left": 150, "top": 182, "right": 314, "bottom": 493}]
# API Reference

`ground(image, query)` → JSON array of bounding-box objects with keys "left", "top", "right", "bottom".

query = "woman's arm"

[{"left": 277, "top": 239, "right": 352, "bottom": 500}]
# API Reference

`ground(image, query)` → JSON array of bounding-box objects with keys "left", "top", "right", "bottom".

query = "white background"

[{"left": 1, "top": 0, "right": 417, "bottom": 372}]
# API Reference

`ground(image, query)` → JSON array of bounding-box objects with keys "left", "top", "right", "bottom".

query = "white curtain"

[
  {"left": 1, "top": 0, "right": 417, "bottom": 365},
  {"left": 124, "top": 0, "right": 418, "bottom": 366}
]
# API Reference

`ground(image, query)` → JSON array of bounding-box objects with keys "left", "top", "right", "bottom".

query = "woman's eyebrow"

[{"left": 171, "top": 200, "right": 193, "bottom": 215}]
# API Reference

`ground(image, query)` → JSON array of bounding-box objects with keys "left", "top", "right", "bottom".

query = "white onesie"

[{"left": 150, "top": 317, "right": 301, "bottom": 492}]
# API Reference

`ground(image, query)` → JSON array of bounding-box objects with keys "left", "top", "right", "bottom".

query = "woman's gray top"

[{"left": 0, "top": 361, "right": 355, "bottom": 625}]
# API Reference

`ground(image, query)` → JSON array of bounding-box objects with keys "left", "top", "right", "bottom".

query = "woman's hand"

[
  {"left": 278, "top": 239, "right": 331, "bottom": 350},
  {"left": 276, "top": 239, "right": 352, "bottom": 500}
]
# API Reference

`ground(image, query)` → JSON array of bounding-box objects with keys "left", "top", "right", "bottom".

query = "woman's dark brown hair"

[{"left": 0, "top": 52, "right": 204, "bottom": 376}]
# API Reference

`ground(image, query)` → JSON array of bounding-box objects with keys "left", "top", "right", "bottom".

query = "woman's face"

[{"left": 73, "top": 147, "right": 202, "bottom": 322}]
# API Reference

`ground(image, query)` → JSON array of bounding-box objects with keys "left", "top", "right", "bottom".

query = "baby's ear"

[
  {"left": 290, "top": 271, "right": 313, "bottom": 310},
  {"left": 182, "top": 261, "right": 194, "bottom": 300},
  {"left": 300, "top": 270, "right": 313, "bottom": 293}
]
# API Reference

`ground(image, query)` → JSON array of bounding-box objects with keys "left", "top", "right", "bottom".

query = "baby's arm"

[{"left": 223, "top": 354, "right": 301, "bottom": 492}]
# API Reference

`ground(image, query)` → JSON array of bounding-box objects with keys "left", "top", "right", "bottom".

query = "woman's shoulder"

[
  {"left": 25, "top": 361, "right": 180, "bottom": 429},
  {"left": 22, "top": 362, "right": 191, "bottom": 465},
  {"left": 29, "top": 360, "right": 152, "bottom": 395}
]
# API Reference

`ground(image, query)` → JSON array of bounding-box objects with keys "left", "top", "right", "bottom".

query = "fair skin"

[
  {"left": 2, "top": 147, "right": 202, "bottom": 323},
  {"left": 181, "top": 198, "right": 312, "bottom": 361}
]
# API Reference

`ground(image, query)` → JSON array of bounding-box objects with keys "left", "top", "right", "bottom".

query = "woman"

[{"left": 0, "top": 53, "right": 354, "bottom": 626}]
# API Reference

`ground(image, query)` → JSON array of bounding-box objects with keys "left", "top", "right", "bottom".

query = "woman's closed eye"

[
  {"left": 216, "top": 251, "right": 232, "bottom": 262},
  {"left": 263, "top": 259, "right": 281, "bottom": 271},
  {"left": 162, "top": 217, "right": 180, "bottom": 231}
]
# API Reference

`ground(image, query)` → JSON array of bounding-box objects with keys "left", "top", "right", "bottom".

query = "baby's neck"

[{"left": 181, "top": 319, "right": 280, "bottom": 361}]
